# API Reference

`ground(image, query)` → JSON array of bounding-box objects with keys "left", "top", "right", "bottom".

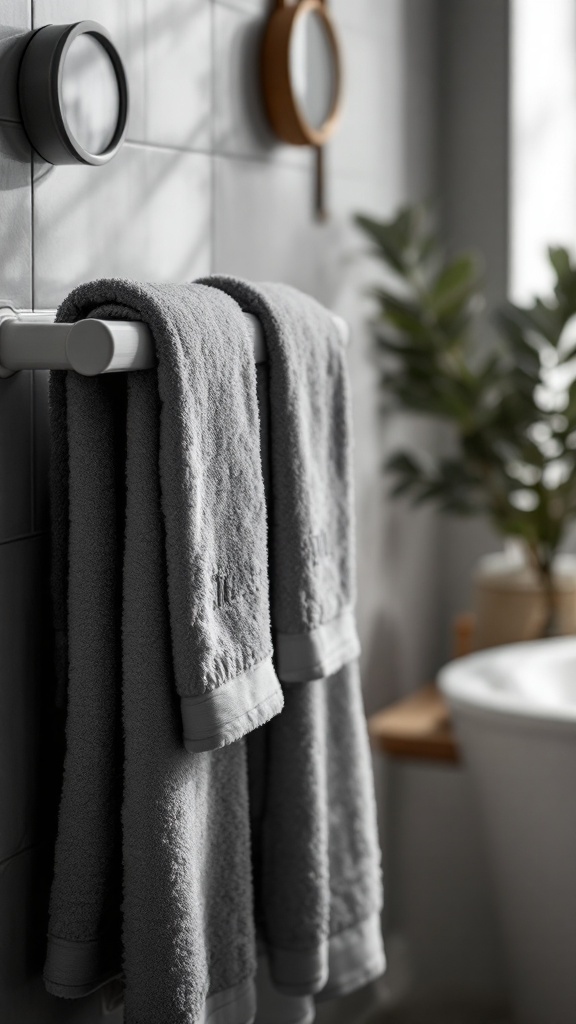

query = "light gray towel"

[
  {"left": 202, "top": 278, "right": 361, "bottom": 680},
  {"left": 203, "top": 280, "right": 385, "bottom": 1016},
  {"left": 44, "top": 280, "right": 283, "bottom": 1024}
]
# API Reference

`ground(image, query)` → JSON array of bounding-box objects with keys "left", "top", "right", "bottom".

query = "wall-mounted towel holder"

[{"left": 0, "top": 306, "right": 348, "bottom": 378}]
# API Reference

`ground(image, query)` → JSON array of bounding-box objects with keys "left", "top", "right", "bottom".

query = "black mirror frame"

[{"left": 18, "top": 21, "right": 129, "bottom": 166}]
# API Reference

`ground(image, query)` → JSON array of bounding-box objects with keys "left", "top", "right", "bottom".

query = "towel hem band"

[
  {"left": 45, "top": 954, "right": 256, "bottom": 1024},
  {"left": 266, "top": 911, "right": 385, "bottom": 998},
  {"left": 44, "top": 933, "right": 121, "bottom": 999},
  {"left": 274, "top": 606, "right": 361, "bottom": 684},
  {"left": 181, "top": 656, "right": 283, "bottom": 752}
]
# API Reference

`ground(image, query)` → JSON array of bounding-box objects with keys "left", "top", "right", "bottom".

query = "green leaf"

[
  {"left": 385, "top": 451, "right": 421, "bottom": 475},
  {"left": 354, "top": 200, "right": 576, "bottom": 562},
  {"left": 429, "top": 253, "right": 482, "bottom": 319},
  {"left": 371, "top": 290, "right": 430, "bottom": 336},
  {"left": 356, "top": 204, "right": 439, "bottom": 279},
  {"left": 549, "top": 246, "right": 571, "bottom": 282},
  {"left": 355, "top": 214, "right": 407, "bottom": 274}
]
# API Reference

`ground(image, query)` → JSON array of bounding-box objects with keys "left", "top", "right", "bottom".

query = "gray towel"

[
  {"left": 51, "top": 280, "right": 282, "bottom": 753},
  {"left": 201, "top": 279, "right": 361, "bottom": 680},
  {"left": 44, "top": 280, "right": 283, "bottom": 1024},
  {"left": 203, "top": 280, "right": 385, "bottom": 1015}
]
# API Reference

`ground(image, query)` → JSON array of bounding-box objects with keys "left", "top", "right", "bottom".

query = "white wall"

[
  {"left": 510, "top": 0, "right": 576, "bottom": 303},
  {"left": 380, "top": 0, "right": 512, "bottom": 1011}
]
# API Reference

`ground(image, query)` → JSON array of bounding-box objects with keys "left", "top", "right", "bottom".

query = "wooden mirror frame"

[{"left": 261, "top": 0, "right": 343, "bottom": 149}]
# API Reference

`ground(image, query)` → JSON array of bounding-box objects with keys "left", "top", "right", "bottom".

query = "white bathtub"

[{"left": 438, "top": 638, "right": 576, "bottom": 1024}]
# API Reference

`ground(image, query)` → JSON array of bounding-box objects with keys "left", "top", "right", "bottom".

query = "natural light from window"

[{"left": 510, "top": 0, "right": 576, "bottom": 302}]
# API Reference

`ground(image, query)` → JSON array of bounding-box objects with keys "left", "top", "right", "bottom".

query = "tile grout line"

[
  {"left": 142, "top": 0, "right": 149, "bottom": 142},
  {"left": 30, "top": 152, "right": 34, "bottom": 311},
  {"left": 29, "top": 370, "right": 35, "bottom": 531},
  {"left": 0, "top": 123, "right": 354, "bottom": 181},
  {"left": 29, "top": 0, "right": 36, "bottom": 535},
  {"left": 0, "top": 841, "right": 41, "bottom": 871},
  {"left": 0, "top": 127, "right": 322, "bottom": 178},
  {"left": 210, "top": 0, "right": 216, "bottom": 273},
  {"left": 0, "top": 530, "right": 45, "bottom": 548},
  {"left": 30, "top": 0, "right": 35, "bottom": 311},
  {"left": 122, "top": 137, "right": 311, "bottom": 173}
]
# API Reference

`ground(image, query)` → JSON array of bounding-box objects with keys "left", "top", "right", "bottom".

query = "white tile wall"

[
  {"left": 141, "top": 0, "right": 212, "bottom": 150},
  {"left": 331, "top": 23, "right": 405, "bottom": 181},
  {"left": 34, "top": 145, "right": 212, "bottom": 307},
  {"left": 214, "top": 0, "right": 266, "bottom": 14},
  {"left": 213, "top": 156, "right": 320, "bottom": 285},
  {"left": 0, "top": 123, "right": 31, "bottom": 307},
  {"left": 0, "top": 1, "right": 458, "bottom": 1021},
  {"left": 213, "top": 3, "right": 311, "bottom": 167},
  {"left": 0, "top": 18, "right": 30, "bottom": 123}
]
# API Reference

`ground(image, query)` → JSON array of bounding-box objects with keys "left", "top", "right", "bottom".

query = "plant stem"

[
  {"left": 524, "top": 541, "right": 556, "bottom": 639},
  {"left": 538, "top": 556, "right": 557, "bottom": 639}
]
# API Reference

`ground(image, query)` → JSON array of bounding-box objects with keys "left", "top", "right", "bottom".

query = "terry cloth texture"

[
  {"left": 202, "top": 282, "right": 385, "bottom": 1019},
  {"left": 45, "top": 280, "right": 283, "bottom": 1024},
  {"left": 50, "top": 280, "right": 282, "bottom": 753},
  {"left": 201, "top": 278, "right": 361, "bottom": 681}
]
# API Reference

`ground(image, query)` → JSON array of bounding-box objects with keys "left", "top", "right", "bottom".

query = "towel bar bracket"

[
  {"left": 0, "top": 309, "right": 50, "bottom": 382},
  {"left": 0, "top": 308, "right": 155, "bottom": 378}
]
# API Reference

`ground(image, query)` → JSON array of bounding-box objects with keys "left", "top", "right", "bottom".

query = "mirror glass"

[
  {"left": 60, "top": 34, "right": 120, "bottom": 154},
  {"left": 289, "top": 11, "right": 337, "bottom": 130}
]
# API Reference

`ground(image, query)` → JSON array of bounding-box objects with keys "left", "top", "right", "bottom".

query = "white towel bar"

[{"left": 0, "top": 307, "right": 349, "bottom": 378}]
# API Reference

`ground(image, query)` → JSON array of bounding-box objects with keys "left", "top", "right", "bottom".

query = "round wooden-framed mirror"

[{"left": 261, "top": 0, "right": 343, "bottom": 217}]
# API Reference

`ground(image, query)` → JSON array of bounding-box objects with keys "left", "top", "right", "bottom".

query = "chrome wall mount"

[
  {"left": 0, "top": 308, "right": 349, "bottom": 378},
  {"left": 18, "top": 21, "right": 129, "bottom": 165}
]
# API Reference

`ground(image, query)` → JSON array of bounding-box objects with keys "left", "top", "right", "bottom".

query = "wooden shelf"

[{"left": 368, "top": 684, "right": 460, "bottom": 764}]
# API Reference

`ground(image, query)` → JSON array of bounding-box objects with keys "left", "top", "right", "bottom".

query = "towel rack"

[{"left": 0, "top": 307, "right": 349, "bottom": 378}]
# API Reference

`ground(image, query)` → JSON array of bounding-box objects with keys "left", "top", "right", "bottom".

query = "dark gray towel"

[
  {"left": 44, "top": 280, "right": 283, "bottom": 1024},
  {"left": 203, "top": 280, "right": 385, "bottom": 1016}
]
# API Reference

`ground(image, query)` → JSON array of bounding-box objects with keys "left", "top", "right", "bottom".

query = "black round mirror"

[{"left": 18, "top": 21, "right": 129, "bottom": 166}]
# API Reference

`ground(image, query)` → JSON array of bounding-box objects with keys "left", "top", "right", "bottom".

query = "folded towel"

[
  {"left": 51, "top": 280, "right": 282, "bottom": 753},
  {"left": 204, "top": 280, "right": 385, "bottom": 1015},
  {"left": 202, "top": 279, "right": 361, "bottom": 680},
  {"left": 250, "top": 668, "right": 384, "bottom": 1020},
  {"left": 45, "top": 280, "right": 283, "bottom": 1024}
]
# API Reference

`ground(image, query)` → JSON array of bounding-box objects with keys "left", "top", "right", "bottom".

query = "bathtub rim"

[{"left": 438, "top": 636, "right": 576, "bottom": 726}]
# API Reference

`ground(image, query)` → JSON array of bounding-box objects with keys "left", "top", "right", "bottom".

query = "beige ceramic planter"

[{"left": 473, "top": 552, "right": 576, "bottom": 649}]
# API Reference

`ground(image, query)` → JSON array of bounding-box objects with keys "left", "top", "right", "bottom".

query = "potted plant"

[{"left": 356, "top": 204, "right": 576, "bottom": 646}]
